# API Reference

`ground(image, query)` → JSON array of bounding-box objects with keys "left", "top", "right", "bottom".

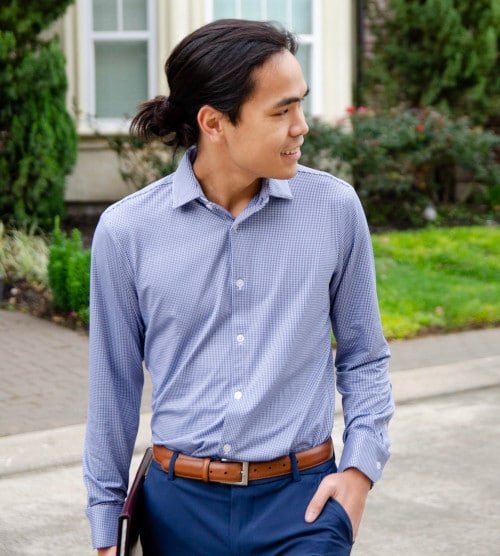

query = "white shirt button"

[
  {"left": 236, "top": 334, "right": 245, "bottom": 343},
  {"left": 236, "top": 279, "right": 245, "bottom": 290},
  {"left": 223, "top": 444, "right": 231, "bottom": 454},
  {"left": 234, "top": 391, "right": 242, "bottom": 400},
  {"left": 205, "top": 202, "right": 213, "bottom": 210},
  {"left": 376, "top": 461, "right": 381, "bottom": 470},
  {"left": 233, "top": 224, "right": 239, "bottom": 232}
]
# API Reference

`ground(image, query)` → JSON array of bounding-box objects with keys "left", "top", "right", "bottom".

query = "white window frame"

[
  {"left": 80, "top": 0, "right": 157, "bottom": 134},
  {"left": 205, "top": 0, "right": 322, "bottom": 116}
]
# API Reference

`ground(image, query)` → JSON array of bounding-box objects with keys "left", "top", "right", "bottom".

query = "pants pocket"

[{"left": 326, "top": 498, "right": 354, "bottom": 545}]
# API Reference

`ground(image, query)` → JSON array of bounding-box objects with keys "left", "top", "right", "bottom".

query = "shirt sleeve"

[
  {"left": 82, "top": 217, "right": 145, "bottom": 549},
  {"left": 329, "top": 186, "right": 395, "bottom": 484}
]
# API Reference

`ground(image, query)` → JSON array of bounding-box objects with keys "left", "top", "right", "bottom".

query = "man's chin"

[
  {"left": 281, "top": 167, "right": 299, "bottom": 180},
  {"left": 270, "top": 163, "right": 299, "bottom": 180}
]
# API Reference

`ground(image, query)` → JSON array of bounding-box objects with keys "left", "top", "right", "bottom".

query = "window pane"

[
  {"left": 266, "top": 0, "right": 288, "bottom": 26},
  {"left": 213, "top": 0, "right": 236, "bottom": 18},
  {"left": 95, "top": 41, "right": 148, "bottom": 119},
  {"left": 123, "top": 0, "right": 147, "bottom": 30},
  {"left": 292, "top": 0, "right": 312, "bottom": 34},
  {"left": 241, "top": 0, "right": 261, "bottom": 20},
  {"left": 295, "top": 43, "right": 311, "bottom": 113},
  {"left": 93, "top": 0, "right": 117, "bottom": 31}
]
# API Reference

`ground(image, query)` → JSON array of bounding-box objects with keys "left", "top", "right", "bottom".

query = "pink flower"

[
  {"left": 346, "top": 106, "right": 356, "bottom": 114},
  {"left": 416, "top": 123, "right": 425, "bottom": 133},
  {"left": 357, "top": 106, "right": 368, "bottom": 114}
]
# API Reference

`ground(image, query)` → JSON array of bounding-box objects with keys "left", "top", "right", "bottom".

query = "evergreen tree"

[
  {"left": 364, "top": 0, "right": 499, "bottom": 124},
  {"left": 0, "top": 0, "right": 77, "bottom": 230}
]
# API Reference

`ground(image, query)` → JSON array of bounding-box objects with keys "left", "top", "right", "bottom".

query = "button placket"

[
  {"left": 230, "top": 221, "right": 248, "bottom": 355},
  {"left": 223, "top": 216, "right": 251, "bottom": 457}
]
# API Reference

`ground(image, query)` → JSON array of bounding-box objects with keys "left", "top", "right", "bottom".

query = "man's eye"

[{"left": 275, "top": 109, "right": 289, "bottom": 116}]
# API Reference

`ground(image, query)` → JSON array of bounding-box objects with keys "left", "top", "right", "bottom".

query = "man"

[{"left": 83, "top": 19, "right": 394, "bottom": 556}]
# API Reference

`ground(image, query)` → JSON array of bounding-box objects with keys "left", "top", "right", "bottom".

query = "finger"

[{"left": 305, "top": 479, "right": 335, "bottom": 523}]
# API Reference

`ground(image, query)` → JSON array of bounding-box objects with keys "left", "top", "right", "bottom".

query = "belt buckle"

[{"left": 221, "top": 461, "right": 249, "bottom": 486}]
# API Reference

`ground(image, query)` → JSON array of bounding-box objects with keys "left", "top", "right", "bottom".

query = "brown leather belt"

[{"left": 152, "top": 438, "right": 333, "bottom": 486}]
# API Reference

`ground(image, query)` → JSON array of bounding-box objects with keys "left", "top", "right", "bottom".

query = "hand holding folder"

[{"left": 116, "top": 448, "right": 153, "bottom": 556}]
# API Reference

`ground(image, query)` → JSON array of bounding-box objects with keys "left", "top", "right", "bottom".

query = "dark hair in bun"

[
  {"left": 130, "top": 95, "right": 194, "bottom": 146},
  {"left": 130, "top": 19, "right": 297, "bottom": 149}
]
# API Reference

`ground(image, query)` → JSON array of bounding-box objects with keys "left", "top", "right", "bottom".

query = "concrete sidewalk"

[{"left": 1, "top": 309, "right": 500, "bottom": 555}]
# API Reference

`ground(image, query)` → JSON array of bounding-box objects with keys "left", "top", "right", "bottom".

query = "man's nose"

[{"left": 291, "top": 110, "right": 309, "bottom": 137}]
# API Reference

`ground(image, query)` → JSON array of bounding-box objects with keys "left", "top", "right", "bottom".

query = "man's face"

[{"left": 220, "top": 50, "right": 309, "bottom": 182}]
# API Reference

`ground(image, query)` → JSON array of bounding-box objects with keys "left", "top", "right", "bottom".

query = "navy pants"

[{"left": 140, "top": 455, "right": 354, "bottom": 555}]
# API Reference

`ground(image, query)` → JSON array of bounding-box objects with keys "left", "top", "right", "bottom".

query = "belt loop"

[
  {"left": 289, "top": 451, "right": 301, "bottom": 482},
  {"left": 168, "top": 451, "right": 179, "bottom": 481},
  {"left": 201, "top": 457, "right": 210, "bottom": 482}
]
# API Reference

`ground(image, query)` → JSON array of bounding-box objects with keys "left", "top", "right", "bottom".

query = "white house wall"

[{"left": 322, "top": 0, "right": 354, "bottom": 122}]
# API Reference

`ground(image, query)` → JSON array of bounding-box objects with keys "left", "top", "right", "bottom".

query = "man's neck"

[{"left": 192, "top": 146, "right": 262, "bottom": 218}]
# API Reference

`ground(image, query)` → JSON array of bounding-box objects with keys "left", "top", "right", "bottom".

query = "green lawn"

[
  {"left": 373, "top": 226, "right": 500, "bottom": 339},
  {"left": 2, "top": 222, "right": 499, "bottom": 340}
]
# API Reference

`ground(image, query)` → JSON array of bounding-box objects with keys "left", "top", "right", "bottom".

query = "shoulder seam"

[
  {"left": 295, "top": 166, "right": 354, "bottom": 191},
  {"left": 103, "top": 175, "right": 173, "bottom": 216},
  {"left": 296, "top": 165, "right": 331, "bottom": 178}
]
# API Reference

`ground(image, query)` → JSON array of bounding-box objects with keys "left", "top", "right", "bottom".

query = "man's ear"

[{"left": 197, "top": 105, "right": 225, "bottom": 143}]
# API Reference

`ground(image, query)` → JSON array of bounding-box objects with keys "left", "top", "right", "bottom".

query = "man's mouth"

[
  {"left": 281, "top": 140, "right": 303, "bottom": 157},
  {"left": 280, "top": 147, "right": 302, "bottom": 161}
]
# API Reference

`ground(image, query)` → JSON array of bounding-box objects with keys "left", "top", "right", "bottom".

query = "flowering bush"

[{"left": 301, "top": 107, "right": 500, "bottom": 226}]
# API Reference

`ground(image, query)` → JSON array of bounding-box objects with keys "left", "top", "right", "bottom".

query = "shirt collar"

[
  {"left": 172, "top": 147, "right": 206, "bottom": 208},
  {"left": 265, "top": 177, "right": 294, "bottom": 200},
  {"left": 172, "top": 146, "right": 294, "bottom": 209}
]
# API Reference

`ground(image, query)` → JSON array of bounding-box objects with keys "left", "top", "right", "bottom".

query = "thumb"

[{"left": 305, "top": 480, "right": 335, "bottom": 523}]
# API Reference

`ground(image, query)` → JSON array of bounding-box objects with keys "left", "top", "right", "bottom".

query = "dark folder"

[{"left": 117, "top": 447, "right": 153, "bottom": 556}]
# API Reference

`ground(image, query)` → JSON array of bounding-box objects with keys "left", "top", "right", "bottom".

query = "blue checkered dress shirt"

[{"left": 83, "top": 147, "right": 394, "bottom": 548}]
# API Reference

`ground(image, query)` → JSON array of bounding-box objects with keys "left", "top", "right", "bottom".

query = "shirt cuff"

[
  {"left": 337, "top": 431, "right": 390, "bottom": 485},
  {"left": 86, "top": 503, "right": 124, "bottom": 549}
]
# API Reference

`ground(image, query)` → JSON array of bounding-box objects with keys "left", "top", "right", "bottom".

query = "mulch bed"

[{"left": 1, "top": 279, "right": 88, "bottom": 332}]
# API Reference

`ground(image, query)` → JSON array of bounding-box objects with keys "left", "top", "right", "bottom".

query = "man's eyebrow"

[{"left": 272, "top": 87, "right": 310, "bottom": 109}]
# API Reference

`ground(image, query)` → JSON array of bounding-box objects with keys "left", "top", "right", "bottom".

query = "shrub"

[
  {"left": 364, "top": 0, "right": 500, "bottom": 124},
  {"left": 301, "top": 108, "right": 500, "bottom": 226},
  {"left": 48, "top": 217, "right": 70, "bottom": 310},
  {"left": 0, "top": 220, "right": 49, "bottom": 286},
  {"left": 108, "top": 135, "right": 184, "bottom": 191},
  {"left": 66, "top": 232, "right": 90, "bottom": 314},
  {"left": 48, "top": 217, "right": 90, "bottom": 323},
  {"left": 0, "top": 1, "right": 78, "bottom": 231}
]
